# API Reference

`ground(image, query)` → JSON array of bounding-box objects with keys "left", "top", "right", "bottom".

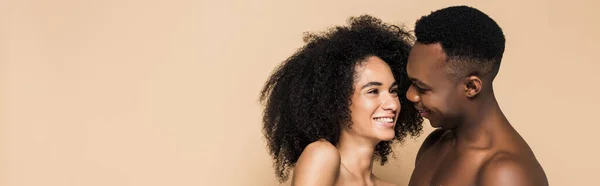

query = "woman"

[{"left": 259, "top": 15, "right": 423, "bottom": 185}]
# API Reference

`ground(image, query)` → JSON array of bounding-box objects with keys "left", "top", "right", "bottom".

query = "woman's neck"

[{"left": 336, "top": 130, "right": 379, "bottom": 181}]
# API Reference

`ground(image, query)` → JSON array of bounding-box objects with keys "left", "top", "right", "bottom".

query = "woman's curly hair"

[{"left": 259, "top": 15, "right": 423, "bottom": 182}]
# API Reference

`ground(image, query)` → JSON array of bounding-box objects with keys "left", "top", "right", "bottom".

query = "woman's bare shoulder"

[
  {"left": 373, "top": 175, "right": 398, "bottom": 186},
  {"left": 292, "top": 140, "right": 341, "bottom": 185}
]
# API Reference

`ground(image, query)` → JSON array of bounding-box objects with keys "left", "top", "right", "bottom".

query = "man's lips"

[{"left": 416, "top": 107, "right": 429, "bottom": 117}]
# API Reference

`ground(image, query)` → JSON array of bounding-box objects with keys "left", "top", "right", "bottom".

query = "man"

[{"left": 406, "top": 6, "right": 548, "bottom": 186}]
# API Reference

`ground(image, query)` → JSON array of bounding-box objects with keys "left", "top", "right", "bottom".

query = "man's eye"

[
  {"left": 368, "top": 89, "right": 379, "bottom": 94},
  {"left": 416, "top": 86, "right": 428, "bottom": 93},
  {"left": 412, "top": 84, "right": 428, "bottom": 93}
]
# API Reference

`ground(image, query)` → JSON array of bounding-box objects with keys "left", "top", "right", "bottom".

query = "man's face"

[{"left": 405, "top": 42, "right": 465, "bottom": 129}]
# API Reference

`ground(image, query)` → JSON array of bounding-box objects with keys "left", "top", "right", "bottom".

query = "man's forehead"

[
  {"left": 410, "top": 43, "right": 446, "bottom": 61},
  {"left": 407, "top": 43, "right": 448, "bottom": 82}
]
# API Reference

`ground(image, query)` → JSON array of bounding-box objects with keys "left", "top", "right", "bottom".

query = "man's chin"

[{"left": 427, "top": 119, "right": 442, "bottom": 128}]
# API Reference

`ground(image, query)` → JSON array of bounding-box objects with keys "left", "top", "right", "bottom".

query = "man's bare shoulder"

[
  {"left": 477, "top": 152, "right": 548, "bottom": 186},
  {"left": 292, "top": 140, "right": 341, "bottom": 186}
]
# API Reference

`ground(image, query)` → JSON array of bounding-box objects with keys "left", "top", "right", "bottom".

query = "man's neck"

[{"left": 453, "top": 94, "right": 509, "bottom": 149}]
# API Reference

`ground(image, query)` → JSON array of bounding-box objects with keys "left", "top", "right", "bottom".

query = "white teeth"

[{"left": 375, "top": 117, "right": 394, "bottom": 123}]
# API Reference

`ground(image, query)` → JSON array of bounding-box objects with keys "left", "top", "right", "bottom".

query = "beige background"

[{"left": 1, "top": 0, "right": 598, "bottom": 185}]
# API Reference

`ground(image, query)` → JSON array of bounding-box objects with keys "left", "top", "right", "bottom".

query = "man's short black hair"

[{"left": 415, "top": 5, "right": 506, "bottom": 80}]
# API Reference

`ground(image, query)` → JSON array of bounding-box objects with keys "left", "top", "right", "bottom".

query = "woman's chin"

[{"left": 376, "top": 131, "right": 396, "bottom": 141}]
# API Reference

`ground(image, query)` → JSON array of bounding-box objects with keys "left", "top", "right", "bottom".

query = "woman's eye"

[{"left": 367, "top": 89, "right": 379, "bottom": 94}]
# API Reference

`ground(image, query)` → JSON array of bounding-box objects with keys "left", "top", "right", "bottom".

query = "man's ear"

[{"left": 464, "top": 75, "right": 482, "bottom": 98}]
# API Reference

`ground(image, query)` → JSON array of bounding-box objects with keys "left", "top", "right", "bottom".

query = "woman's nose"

[{"left": 382, "top": 95, "right": 399, "bottom": 112}]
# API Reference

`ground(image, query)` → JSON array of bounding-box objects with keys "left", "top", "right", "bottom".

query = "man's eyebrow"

[{"left": 409, "top": 77, "right": 430, "bottom": 87}]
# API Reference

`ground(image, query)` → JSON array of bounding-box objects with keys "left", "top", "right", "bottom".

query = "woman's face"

[{"left": 347, "top": 56, "right": 400, "bottom": 142}]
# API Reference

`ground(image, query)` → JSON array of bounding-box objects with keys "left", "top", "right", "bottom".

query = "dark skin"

[{"left": 406, "top": 42, "right": 548, "bottom": 186}]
